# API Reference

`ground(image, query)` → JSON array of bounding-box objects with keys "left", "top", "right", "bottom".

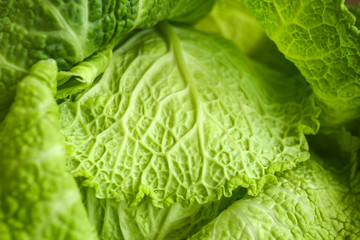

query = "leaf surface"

[
  {"left": 242, "top": 0, "right": 360, "bottom": 128},
  {"left": 60, "top": 23, "right": 320, "bottom": 207},
  {"left": 0, "top": 60, "right": 97, "bottom": 240},
  {"left": 0, "top": 0, "right": 214, "bottom": 120},
  {"left": 190, "top": 134, "right": 360, "bottom": 239}
]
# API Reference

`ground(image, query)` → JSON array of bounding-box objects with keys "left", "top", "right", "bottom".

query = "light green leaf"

[
  {"left": 190, "top": 141, "right": 360, "bottom": 239},
  {"left": 0, "top": 60, "right": 97, "bottom": 240},
  {"left": 56, "top": 49, "right": 113, "bottom": 99},
  {"left": 242, "top": 0, "right": 360, "bottom": 128},
  {"left": 80, "top": 187, "right": 246, "bottom": 240},
  {"left": 195, "top": 0, "right": 266, "bottom": 55},
  {"left": 59, "top": 23, "right": 320, "bottom": 207},
  {"left": 195, "top": 0, "right": 298, "bottom": 75}
]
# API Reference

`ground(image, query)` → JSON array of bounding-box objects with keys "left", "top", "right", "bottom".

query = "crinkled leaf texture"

[
  {"left": 59, "top": 23, "right": 320, "bottom": 207},
  {"left": 242, "top": 0, "right": 360, "bottom": 128},
  {"left": 190, "top": 133, "right": 360, "bottom": 239},
  {"left": 0, "top": 0, "right": 214, "bottom": 120},
  {"left": 0, "top": 60, "right": 97, "bottom": 240}
]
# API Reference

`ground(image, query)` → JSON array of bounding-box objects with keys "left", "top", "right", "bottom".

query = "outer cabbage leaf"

[
  {"left": 190, "top": 135, "right": 360, "bottom": 240},
  {"left": 78, "top": 186, "right": 246, "bottom": 240},
  {"left": 0, "top": 60, "right": 97, "bottom": 240},
  {"left": 195, "top": 0, "right": 298, "bottom": 75},
  {"left": 241, "top": 0, "right": 360, "bottom": 128},
  {"left": 0, "top": 0, "right": 214, "bottom": 120},
  {"left": 59, "top": 23, "right": 320, "bottom": 207}
]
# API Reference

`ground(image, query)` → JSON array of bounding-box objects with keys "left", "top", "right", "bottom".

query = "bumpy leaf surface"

[
  {"left": 242, "top": 0, "right": 360, "bottom": 127},
  {"left": 0, "top": 60, "right": 97, "bottom": 240},
  {"left": 59, "top": 23, "right": 320, "bottom": 207},
  {"left": 0, "top": 0, "right": 214, "bottom": 120},
  {"left": 190, "top": 147, "right": 360, "bottom": 239}
]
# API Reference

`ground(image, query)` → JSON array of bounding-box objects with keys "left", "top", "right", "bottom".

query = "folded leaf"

[
  {"left": 0, "top": 60, "right": 97, "bottom": 240},
  {"left": 56, "top": 49, "right": 113, "bottom": 98}
]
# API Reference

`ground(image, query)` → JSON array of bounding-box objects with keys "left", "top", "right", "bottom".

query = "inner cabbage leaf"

[
  {"left": 59, "top": 23, "right": 320, "bottom": 207},
  {"left": 195, "top": 0, "right": 298, "bottom": 75}
]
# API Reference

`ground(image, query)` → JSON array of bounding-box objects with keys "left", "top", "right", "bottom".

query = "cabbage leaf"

[
  {"left": 241, "top": 0, "right": 360, "bottom": 128},
  {"left": 190, "top": 131, "right": 360, "bottom": 239},
  {"left": 0, "top": 60, "right": 97, "bottom": 240},
  {"left": 59, "top": 23, "right": 320, "bottom": 207},
  {"left": 0, "top": 0, "right": 214, "bottom": 120},
  {"left": 1, "top": 0, "right": 359, "bottom": 239}
]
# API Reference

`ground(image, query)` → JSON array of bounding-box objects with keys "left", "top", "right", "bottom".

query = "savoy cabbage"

[{"left": 0, "top": 0, "right": 359, "bottom": 239}]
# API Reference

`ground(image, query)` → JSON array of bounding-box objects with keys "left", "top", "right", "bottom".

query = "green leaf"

[
  {"left": 56, "top": 49, "right": 113, "bottom": 99},
  {"left": 0, "top": 0, "right": 214, "bottom": 120},
  {"left": 190, "top": 134, "right": 360, "bottom": 239},
  {"left": 0, "top": 60, "right": 97, "bottom": 240},
  {"left": 195, "top": 0, "right": 298, "bottom": 75},
  {"left": 59, "top": 23, "right": 320, "bottom": 207},
  {"left": 195, "top": 0, "right": 266, "bottom": 55},
  {"left": 242, "top": 0, "right": 360, "bottom": 128},
  {"left": 80, "top": 187, "right": 246, "bottom": 240}
]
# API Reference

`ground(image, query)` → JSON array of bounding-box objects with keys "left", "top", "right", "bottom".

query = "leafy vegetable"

[
  {"left": 0, "top": 60, "right": 97, "bottom": 240},
  {"left": 1, "top": 0, "right": 360, "bottom": 239},
  {"left": 81, "top": 187, "right": 246, "bottom": 240},
  {"left": 241, "top": 0, "right": 360, "bottom": 128},
  {"left": 59, "top": 23, "right": 319, "bottom": 207},
  {"left": 0, "top": 0, "right": 214, "bottom": 120},
  {"left": 190, "top": 131, "right": 360, "bottom": 239}
]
